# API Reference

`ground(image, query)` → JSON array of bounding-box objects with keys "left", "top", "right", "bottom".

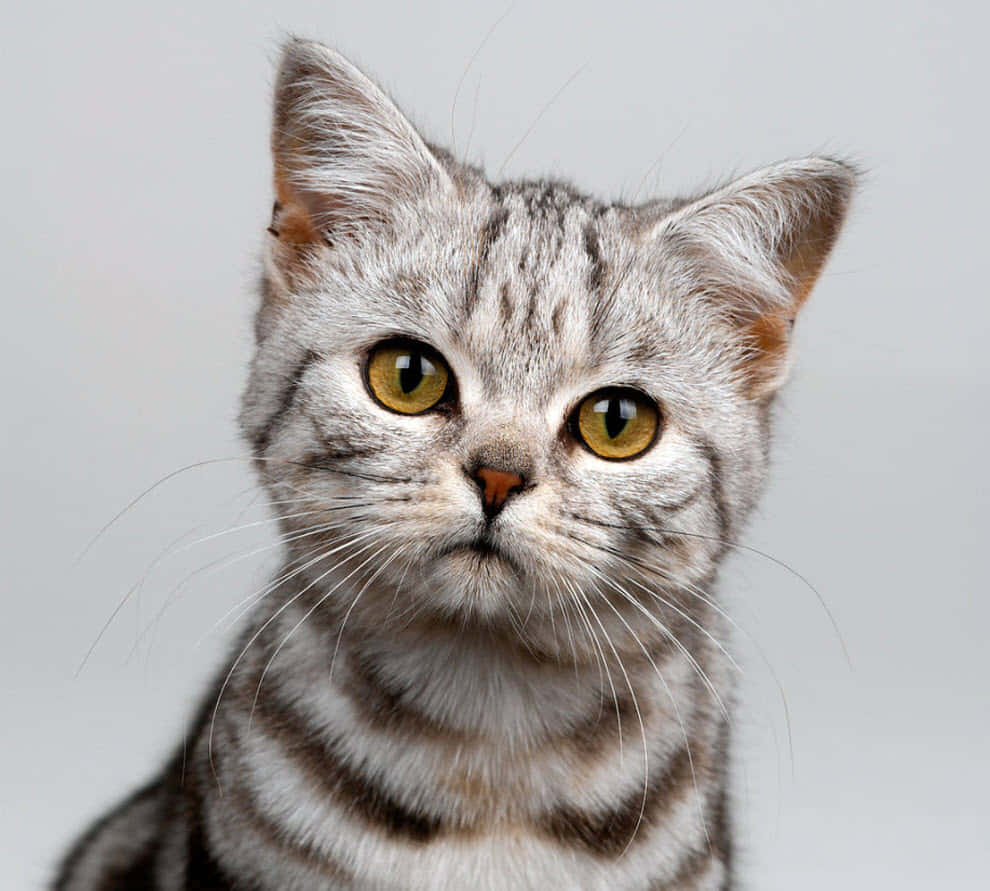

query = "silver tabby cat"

[{"left": 55, "top": 38, "right": 855, "bottom": 891}]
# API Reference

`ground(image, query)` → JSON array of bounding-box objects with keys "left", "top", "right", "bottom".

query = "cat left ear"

[
  {"left": 269, "top": 39, "right": 451, "bottom": 261},
  {"left": 650, "top": 158, "right": 857, "bottom": 398}
]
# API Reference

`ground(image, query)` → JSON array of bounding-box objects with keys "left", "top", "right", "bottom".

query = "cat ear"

[
  {"left": 269, "top": 39, "right": 451, "bottom": 257},
  {"left": 650, "top": 158, "right": 856, "bottom": 398}
]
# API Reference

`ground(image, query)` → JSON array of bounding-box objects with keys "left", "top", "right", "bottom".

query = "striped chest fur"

[{"left": 54, "top": 38, "right": 854, "bottom": 891}]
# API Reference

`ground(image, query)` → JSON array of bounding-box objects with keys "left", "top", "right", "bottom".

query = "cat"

[{"left": 54, "top": 37, "right": 855, "bottom": 891}]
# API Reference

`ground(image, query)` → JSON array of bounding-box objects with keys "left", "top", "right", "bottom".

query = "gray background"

[{"left": 3, "top": 1, "right": 987, "bottom": 888}]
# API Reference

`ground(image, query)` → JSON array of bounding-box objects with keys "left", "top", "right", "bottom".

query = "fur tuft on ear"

[
  {"left": 269, "top": 39, "right": 451, "bottom": 260},
  {"left": 653, "top": 157, "right": 857, "bottom": 397}
]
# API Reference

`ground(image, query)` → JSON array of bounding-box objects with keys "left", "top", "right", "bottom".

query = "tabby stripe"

[
  {"left": 710, "top": 722, "right": 733, "bottom": 870},
  {"left": 200, "top": 748, "right": 352, "bottom": 885},
  {"left": 174, "top": 749, "right": 238, "bottom": 890},
  {"left": 343, "top": 649, "right": 473, "bottom": 743},
  {"left": 561, "top": 687, "right": 633, "bottom": 758},
  {"left": 53, "top": 780, "right": 164, "bottom": 891},
  {"left": 524, "top": 276, "right": 542, "bottom": 331},
  {"left": 698, "top": 439, "right": 730, "bottom": 550},
  {"left": 650, "top": 847, "right": 720, "bottom": 890},
  {"left": 517, "top": 244, "right": 529, "bottom": 273},
  {"left": 345, "top": 647, "right": 632, "bottom": 760},
  {"left": 301, "top": 411, "right": 381, "bottom": 463},
  {"left": 252, "top": 685, "right": 447, "bottom": 842},
  {"left": 295, "top": 457, "right": 413, "bottom": 485},
  {"left": 465, "top": 204, "right": 509, "bottom": 314},
  {"left": 583, "top": 222, "right": 606, "bottom": 293},
  {"left": 184, "top": 821, "right": 235, "bottom": 891},
  {"left": 99, "top": 841, "right": 159, "bottom": 891},
  {"left": 499, "top": 281, "right": 513, "bottom": 324},
  {"left": 540, "top": 743, "right": 696, "bottom": 858},
  {"left": 252, "top": 351, "right": 319, "bottom": 454}
]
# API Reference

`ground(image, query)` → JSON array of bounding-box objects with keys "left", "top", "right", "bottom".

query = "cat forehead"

[
  {"left": 390, "top": 182, "right": 676, "bottom": 399},
  {"left": 461, "top": 197, "right": 619, "bottom": 394},
  {"left": 299, "top": 180, "right": 693, "bottom": 407}
]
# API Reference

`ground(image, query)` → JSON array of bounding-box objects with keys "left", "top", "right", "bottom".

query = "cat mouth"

[{"left": 436, "top": 535, "right": 517, "bottom": 568}]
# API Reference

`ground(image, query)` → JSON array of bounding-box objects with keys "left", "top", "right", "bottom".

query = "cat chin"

[
  {"left": 417, "top": 550, "right": 533, "bottom": 622},
  {"left": 434, "top": 549, "right": 518, "bottom": 584}
]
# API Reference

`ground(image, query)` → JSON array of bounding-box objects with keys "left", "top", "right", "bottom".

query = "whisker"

[
  {"left": 496, "top": 63, "right": 586, "bottom": 181},
  {"left": 574, "top": 580, "right": 651, "bottom": 852},
  {"left": 522, "top": 580, "right": 539, "bottom": 628},
  {"left": 450, "top": 2, "right": 514, "bottom": 158},
  {"left": 583, "top": 563, "right": 733, "bottom": 751},
  {"left": 628, "top": 121, "right": 690, "bottom": 204},
  {"left": 584, "top": 562, "right": 731, "bottom": 724},
  {"left": 208, "top": 520, "right": 400, "bottom": 638},
  {"left": 549, "top": 567, "right": 591, "bottom": 687},
  {"left": 566, "top": 529, "right": 741, "bottom": 679},
  {"left": 569, "top": 511, "right": 850, "bottom": 667},
  {"left": 382, "top": 550, "right": 418, "bottom": 631},
  {"left": 76, "top": 454, "right": 412, "bottom": 563},
  {"left": 502, "top": 595, "right": 538, "bottom": 659},
  {"left": 462, "top": 75, "right": 482, "bottom": 165},
  {"left": 207, "top": 525, "right": 388, "bottom": 789},
  {"left": 251, "top": 541, "right": 408, "bottom": 726},
  {"left": 87, "top": 506, "right": 380, "bottom": 671},
  {"left": 622, "top": 554, "right": 795, "bottom": 779},
  {"left": 568, "top": 513, "right": 796, "bottom": 788},
  {"left": 326, "top": 541, "right": 407, "bottom": 684},
  {"left": 587, "top": 583, "right": 713, "bottom": 857},
  {"left": 561, "top": 575, "right": 623, "bottom": 761},
  {"left": 543, "top": 570, "right": 561, "bottom": 657}
]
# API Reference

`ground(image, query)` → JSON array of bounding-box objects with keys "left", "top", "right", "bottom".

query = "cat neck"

[{"left": 241, "top": 562, "right": 720, "bottom": 751}]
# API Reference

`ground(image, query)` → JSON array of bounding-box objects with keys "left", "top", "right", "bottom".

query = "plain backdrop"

[{"left": 3, "top": 1, "right": 988, "bottom": 888}]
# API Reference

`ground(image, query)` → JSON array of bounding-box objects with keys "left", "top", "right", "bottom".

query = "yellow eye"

[
  {"left": 575, "top": 389, "right": 660, "bottom": 460},
  {"left": 366, "top": 341, "right": 451, "bottom": 414}
]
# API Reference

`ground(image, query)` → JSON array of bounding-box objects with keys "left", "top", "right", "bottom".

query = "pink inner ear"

[
  {"left": 272, "top": 173, "right": 322, "bottom": 246},
  {"left": 777, "top": 194, "right": 851, "bottom": 313},
  {"left": 740, "top": 314, "right": 792, "bottom": 399},
  {"left": 668, "top": 161, "right": 854, "bottom": 399},
  {"left": 738, "top": 201, "right": 850, "bottom": 399},
  {"left": 268, "top": 40, "right": 452, "bottom": 259}
]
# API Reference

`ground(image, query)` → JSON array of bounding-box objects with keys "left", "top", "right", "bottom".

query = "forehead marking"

[
  {"left": 464, "top": 204, "right": 509, "bottom": 319},
  {"left": 452, "top": 184, "right": 622, "bottom": 397},
  {"left": 583, "top": 222, "right": 606, "bottom": 294},
  {"left": 499, "top": 281, "right": 513, "bottom": 324}
]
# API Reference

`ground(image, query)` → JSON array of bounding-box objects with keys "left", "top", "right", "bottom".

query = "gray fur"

[{"left": 55, "top": 38, "right": 855, "bottom": 891}]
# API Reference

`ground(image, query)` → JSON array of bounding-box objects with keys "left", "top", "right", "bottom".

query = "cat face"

[{"left": 239, "top": 40, "right": 854, "bottom": 656}]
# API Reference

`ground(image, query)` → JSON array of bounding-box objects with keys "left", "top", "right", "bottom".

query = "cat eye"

[
  {"left": 572, "top": 388, "right": 660, "bottom": 460},
  {"left": 365, "top": 339, "right": 452, "bottom": 415}
]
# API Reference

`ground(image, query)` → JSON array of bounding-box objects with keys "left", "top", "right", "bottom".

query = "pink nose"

[{"left": 473, "top": 467, "right": 525, "bottom": 517}]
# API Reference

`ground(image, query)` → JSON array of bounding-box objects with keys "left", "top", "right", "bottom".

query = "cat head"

[{"left": 240, "top": 39, "right": 854, "bottom": 656}]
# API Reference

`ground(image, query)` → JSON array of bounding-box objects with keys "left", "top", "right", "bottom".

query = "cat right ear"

[
  {"left": 642, "top": 158, "right": 856, "bottom": 398},
  {"left": 268, "top": 39, "right": 451, "bottom": 265}
]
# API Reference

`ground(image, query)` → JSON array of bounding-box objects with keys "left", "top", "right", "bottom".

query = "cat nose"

[{"left": 472, "top": 467, "right": 526, "bottom": 519}]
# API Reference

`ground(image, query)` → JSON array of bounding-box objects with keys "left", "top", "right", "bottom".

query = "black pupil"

[
  {"left": 604, "top": 398, "right": 633, "bottom": 438},
  {"left": 396, "top": 352, "right": 429, "bottom": 394}
]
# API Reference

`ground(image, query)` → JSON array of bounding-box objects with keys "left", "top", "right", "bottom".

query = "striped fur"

[{"left": 55, "top": 39, "right": 854, "bottom": 890}]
